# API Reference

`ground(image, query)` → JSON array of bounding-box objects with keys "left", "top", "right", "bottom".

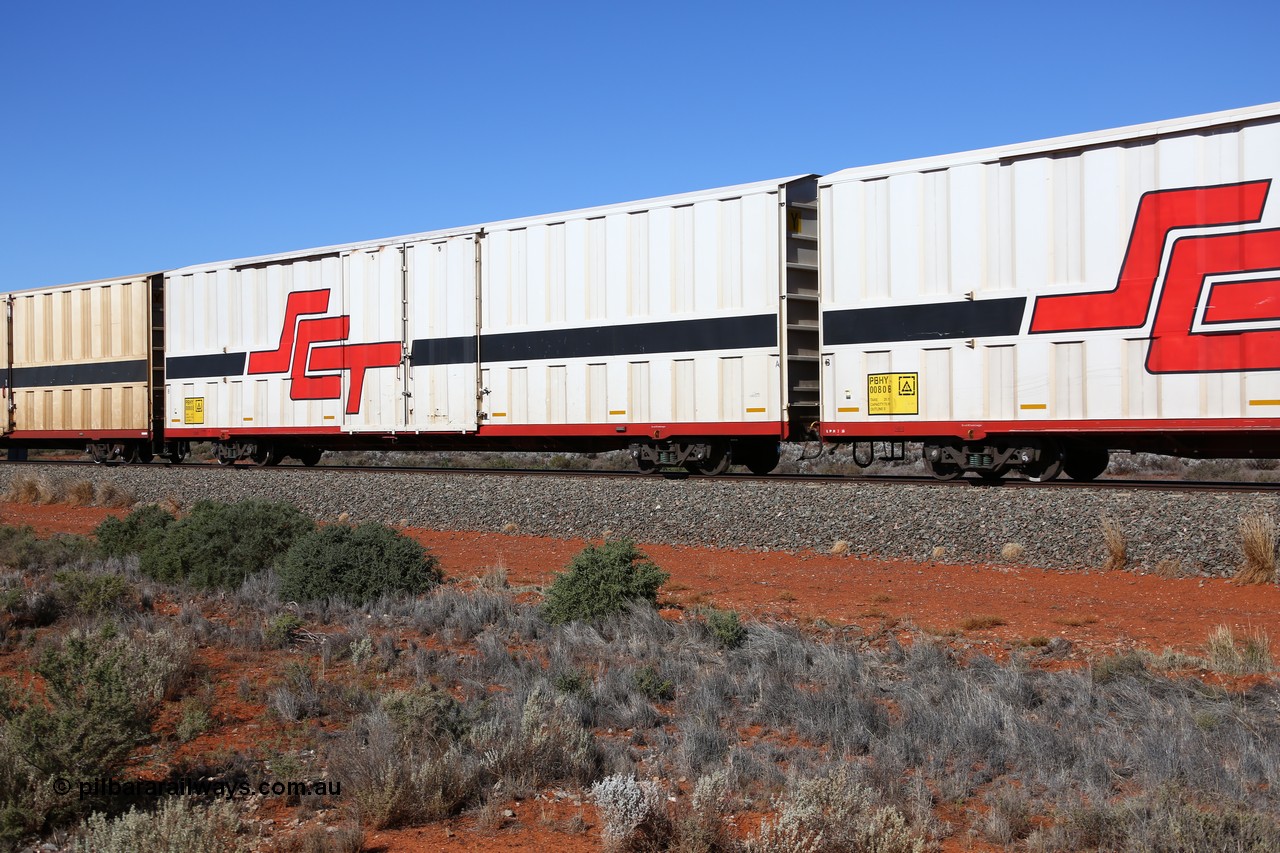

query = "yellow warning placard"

[
  {"left": 184, "top": 397, "right": 205, "bottom": 425},
  {"left": 867, "top": 373, "right": 918, "bottom": 416}
]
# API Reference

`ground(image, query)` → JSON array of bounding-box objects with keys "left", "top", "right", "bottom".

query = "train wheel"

[
  {"left": 977, "top": 467, "right": 1006, "bottom": 482},
  {"left": 88, "top": 443, "right": 111, "bottom": 465},
  {"left": 251, "top": 445, "right": 278, "bottom": 467},
  {"left": 927, "top": 456, "right": 964, "bottom": 480},
  {"left": 692, "top": 445, "right": 731, "bottom": 476},
  {"left": 636, "top": 457, "right": 661, "bottom": 475},
  {"left": 298, "top": 447, "right": 323, "bottom": 467},
  {"left": 739, "top": 443, "right": 781, "bottom": 475},
  {"left": 1063, "top": 445, "right": 1109, "bottom": 482},
  {"left": 125, "top": 443, "right": 153, "bottom": 464},
  {"left": 1023, "top": 440, "right": 1063, "bottom": 482}
]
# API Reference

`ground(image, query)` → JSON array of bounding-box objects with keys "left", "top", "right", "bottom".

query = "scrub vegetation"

[{"left": 0, "top": 499, "right": 1275, "bottom": 851}]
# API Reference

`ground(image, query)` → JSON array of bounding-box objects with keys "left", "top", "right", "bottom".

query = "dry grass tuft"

[
  {"left": 1235, "top": 514, "right": 1277, "bottom": 585},
  {"left": 829, "top": 540, "right": 850, "bottom": 557},
  {"left": 1101, "top": 517, "right": 1127, "bottom": 571},
  {"left": 157, "top": 495, "right": 184, "bottom": 515},
  {"left": 501, "top": 522, "right": 520, "bottom": 534},
  {"left": 931, "top": 545, "right": 947, "bottom": 560},
  {"left": 95, "top": 482, "right": 136, "bottom": 508},
  {"left": 5, "top": 476, "right": 46, "bottom": 504},
  {"left": 1153, "top": 558, "right": 1189, "bottom": 579},
  {"left": 1000, "top": 542, "right": 1025, "bottom": 561},
  {"left": 476, "top": 565, "right": 509, "bottom": 591},
  {"left": 336, "top": 511, "right": 351, "bottom": 524},
  {"left": 1204, "top": 624, "right": 1273, "bottom": 675},
  {"left": 1053, "top": 614, "right": 1099, "bottom": 628},
  {"left": 65, "top": 480, "right": 96, "bottom": 507},
  {"left": 961, "top": 615, "right": 1007, "bottom": 631}
]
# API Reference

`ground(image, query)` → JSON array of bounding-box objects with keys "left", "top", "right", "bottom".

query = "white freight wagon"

[
  {"left": 164, "top": 177, "right": 820, "bottom": 472},
  {"left": 818, "top": 102, "right": 1280, "bottom": 480}
]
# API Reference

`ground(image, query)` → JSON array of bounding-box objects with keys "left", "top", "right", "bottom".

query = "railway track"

[{"left": 6, "top": 456, "right": 1280, "bottom": 493}]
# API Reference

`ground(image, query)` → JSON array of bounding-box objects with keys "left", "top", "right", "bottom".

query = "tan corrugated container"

[{"left": 2, "top": 275, "right": 156, "bottom": 437}]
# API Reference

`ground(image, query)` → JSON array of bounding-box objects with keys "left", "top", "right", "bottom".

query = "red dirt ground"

[{"left": 5, "top": 500, "right": 1280, "bottom": 852}]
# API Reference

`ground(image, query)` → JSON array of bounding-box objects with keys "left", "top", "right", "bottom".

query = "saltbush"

[
  {"left": 704, "top": 608, "right": 747, "bottom": 649},
  {"left": 278, "top": 523, "right": 442, "bottom": 605},
  {"left": 0, "top": 525, "right": 92, "bottom": 572},
  {"left": 73, "top": 798, "right": 248, "bottom": 853},
  {"left": 541, "top": 540, "right": 669, "bottom": 624},
  {"left": 94, "top": 504, "right": 175, "bottom": 559},
  {"left": 53, "top": 569, "right": 137, "bottom": 616},
  {"left": 139, "top": 500, "right": 314, "bottom": 590},
  {"left": 0, "top": 624, "right": 193, "bottom": 839},
  {"left": 264, "top": 613, "right": 305, "bottom": 648}
]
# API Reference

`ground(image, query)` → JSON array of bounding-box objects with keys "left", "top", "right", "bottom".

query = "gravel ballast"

[{"left": 1, "top": 464, "right": 1274, "bottom": 576}]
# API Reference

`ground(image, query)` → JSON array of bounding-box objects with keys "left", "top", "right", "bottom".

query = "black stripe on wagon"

[
  {"left": 413, "top": 314, "right": 778, "bottom": 366},
  {"left": 165, "top": 352, "right": 248, "bottom": 380},
  {"left": 823, "top": 297, "right": 1027, "bottom": 345},
  {"left": 10, "top": 359, "right": 150, "bottom": 388},
  {"left": 410, "top": 336, "right": 477, "bottom": 367}
]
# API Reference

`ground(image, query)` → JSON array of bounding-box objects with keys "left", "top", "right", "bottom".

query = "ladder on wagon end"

[{"left": 783, "top": 180, "right": 820, "bottom": 440}]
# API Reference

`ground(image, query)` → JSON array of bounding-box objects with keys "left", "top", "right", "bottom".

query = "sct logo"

[
  {"left": 248, "top": 289, "right": 401, "bottom": 414},
  {"left": 1029, "top": 180, "right": 1280, "bottom": 373}
]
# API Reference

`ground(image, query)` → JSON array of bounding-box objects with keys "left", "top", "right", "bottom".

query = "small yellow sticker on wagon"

[
  {"left": 867, "top": 373, "right": 918, "bottom": 416},
  {"left": 184, "top": 397, "right": 205, "bottom": 425}
]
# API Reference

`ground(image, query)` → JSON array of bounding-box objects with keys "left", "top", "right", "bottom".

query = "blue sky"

[{"left": 2, "top": 1, "right": 1277, "bottom": 289}]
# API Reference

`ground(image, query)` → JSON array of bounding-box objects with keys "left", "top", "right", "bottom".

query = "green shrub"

[
  {"left": 264, "top": 613, "right": 305, "bottom": 648},
  {"left": 381, "top": 683, "right": 466, "bottom": 747},
  {"left": 278, "top": 523, "right": 442, "bottom": 605},
  {"left": 704, "top": 608, "right": 747, "bottom": 649},
  {"left": 0, "top": 624, "right": 193, "bottom": 837},
  {"left": 634, "top": 665, "right": 674, "bottom": 701},
  {"left": 54, "top": 570, "right": 137, "bottom": 616},
  {"left": 1092, "top": 651, "right": 1150, "bottom": 684},
  {"left": 175, "top": 698, "right": 212, "bottom": 743},
  {"left": 541, "top": 539, "right": 669, "bottom": 624},
  {"left": 139, "top": 500, "right": 314, "bottom": 590},
  {"left": 95, "top": 504, "right": 175, "bottom": 559},
  {"left": 552, "top": 669, "right": 590, "bottom": 699},
  {"left": 0, "top": 525, "right": 93, "bottom": 572}
]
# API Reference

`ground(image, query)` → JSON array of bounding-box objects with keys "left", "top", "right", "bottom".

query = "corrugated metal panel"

[
  {"left": 478, "top": 180, "right": 795, "bottom": 430},
  {"left": 821, "top": 105, "right": 1280, "bottom": 431},
  {"left": 5, "top": 276, "right": 152, "bottom": 434}
]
